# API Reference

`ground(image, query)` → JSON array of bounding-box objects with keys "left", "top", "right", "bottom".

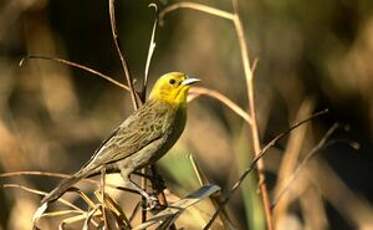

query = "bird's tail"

[
  {"left": 33, "top": 172, "right": 87, "bottom": 226},
  {"left": 41, "top": 172, "right": 85, "bottom": 204}
]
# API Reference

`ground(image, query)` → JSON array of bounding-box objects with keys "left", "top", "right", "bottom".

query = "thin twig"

[
  {"left": 188, "top": 154, "right": 204, "bottom": 186},
  {"left": 188, "top": 154, "right": 237, "bottom": 229},
  {"left": 272, "top": 99, "right": 314, "bottom": 222},
  {"left": 129, "top": 201, "right": 142, "bottom": 223},
  {"left": 159, "top": 2, "right": 234, "bottom": 24},
  {"left": 203, "top": 109, "right": 329, "bottom": 229},
  {"left": 231, "top": 0, "right": 272, "bottom": 228},
  {"left": 59, "top": 211, "right": 99, "bottom": 230},
  {"left": 141, "top": 168, "right": 148, "bottom": 223},
  {"left": 83, "top": 206, "right": 101, "bottom": 230},
  {"left": 1, "top": 170, "right": 71, "bottom": 178},
  {"left": 102, "top": 194, "right": 131, "bottom": 227},
  {"left": 0, "top": 170, "right": 97, "bottom": 184},
  {"left": 0, "top": 170, "right": 144, "bottom": 196},
  {"left": 109, "top": 0, "right": 138, "bottom": 109},
  {"left": 272, "top": 123, "right": 339, "bottom": 207},
  {"left": 100, "top": 167, "right": 109, "bottom": 229},
  {"left": 2, "top": 184, "right": 83, "bottom": 212},
  {"left": 189, "top": 86, "right": 252, "bottom": 124},
  {"left": 78, "top": 191, "right": 97, "bottom": 209},
  {"left": 19, "top": 55, "right": 129, "bottom": 91},
  {"left": 40, "top": 210, "right": 83, "bottom": 218},
  {"left": 142, "top": 3, "right": 159, "bottom": 101},
  {"left": 251, "top": 58, "right": 259, "bottom": 73}
]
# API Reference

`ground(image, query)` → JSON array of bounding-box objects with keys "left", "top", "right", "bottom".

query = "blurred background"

[{"left": 0, "top": 0, "right": 372, "bottom": 229}]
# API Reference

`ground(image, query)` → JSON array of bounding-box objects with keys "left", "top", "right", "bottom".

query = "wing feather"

[{"left": 80, "top": 100, "right": 175, "bottom": 171}]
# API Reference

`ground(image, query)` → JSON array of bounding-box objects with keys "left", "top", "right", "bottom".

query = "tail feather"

[
  {"left": 41, "top": 174, "right": 84, "bottom": 204},
  {"left": 33, "top": 171, "right": 90, "bottom": 227}
]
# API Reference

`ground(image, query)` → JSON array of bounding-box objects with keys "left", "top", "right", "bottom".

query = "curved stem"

[
  {"left": 189, "top": 86, "right": 252, "bottom": 124},
  {"left": 232, "top": 3, "right": 274, "bottom": 229},
  {"left": 159, "top": 2, "right": 234, "bottom": 24},
  {"left": 109, "top": 0, "right": 138, "bottom": 110},
  {"left": 19, "top": 55, "right": 129, "bottom": 91}
]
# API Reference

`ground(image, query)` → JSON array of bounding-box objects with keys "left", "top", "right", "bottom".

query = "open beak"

[{"left": 182, "top": 77, "right": 201, "bottom": 86}]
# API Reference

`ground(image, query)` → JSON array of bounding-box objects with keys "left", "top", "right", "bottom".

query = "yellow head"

[{"left": 149, "top": 72, "right": 200, "bottom": 106}]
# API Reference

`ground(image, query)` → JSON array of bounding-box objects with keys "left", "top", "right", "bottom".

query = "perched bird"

[{"left": 33, "top": 72, "right": 200, "bottom": 222}]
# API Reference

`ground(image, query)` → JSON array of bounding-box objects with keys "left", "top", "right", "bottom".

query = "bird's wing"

[{"left": 80, "top": 100, "right": 174, "bottom": 172}]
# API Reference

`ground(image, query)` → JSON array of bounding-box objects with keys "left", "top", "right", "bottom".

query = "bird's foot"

[{"left": 143, "top": 194, "right": 160, "bottom": 210}]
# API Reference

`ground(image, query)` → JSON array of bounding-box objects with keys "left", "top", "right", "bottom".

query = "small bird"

[{"left": 33, "top": 72, "right": 200, "bottom": 222}]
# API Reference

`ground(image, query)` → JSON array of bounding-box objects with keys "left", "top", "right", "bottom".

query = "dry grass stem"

[
  {"left": 188, "top": 154, "right": 205, "bottom": 186},
  {"left": 159, "top": 2, "right": 234, "bottom": 23},
  {"left": 40, "top": 210, "right": 83, "bottom": 218},
  {"left": 78, "top": 191, "right": 97, "bottom": 209},
  {"left": 188, "top": 154, "right": 236, "bottom": 229},
  {"left": 140, "top": 168, "right": 148, "bottom": 223},
  {"left": 1, "top": 170, "right": 97, "bottom": 185},
  {"left": 129, "top": 201, "right": 142, "bottom": 223},
  {"left": 231, "top": 0, "right": 272, "bottom": 227},
  {"left": 102, "top": 193, "right": 131, "bottom": 227},
  {"left": 109, "top": 0, "right": 138, "bottom": 109},
  {"left": 272, "top": 123, "right": 340, "bottom": 207},
  {"left": 142, "top": 3, "right": 158, "bottom": 101},
  {"left": 3, "top": 184, "right": 83, "bottom": 212},
  {"left": 189, "top": 86, "right": 252, "bottom": 124},
  {"left": 100, "top": 167, "right": 109, "bottom": 228},
  {"left": 58, "top": 212, "right": 99, "bottom": 229},
  {"left": 273, "top": 99, "right": 314, "bottom": 223},
  {"left": 83, "top": 206, "right": 101, "bottom": 230},
  {"left": 19, "top": 55, "right": 130, "bottom": 91},
  {"left": 1, "top": 170, "right": 71, "bottom": 179}
]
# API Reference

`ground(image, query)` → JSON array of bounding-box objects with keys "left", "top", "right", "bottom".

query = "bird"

[{"left": 33, "top": 72, "right": 200, "bottom": 223}]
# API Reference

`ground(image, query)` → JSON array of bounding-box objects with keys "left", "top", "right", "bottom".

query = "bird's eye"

[{"left": 169, "top": 79, "right": 176, "bottom": 85}]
